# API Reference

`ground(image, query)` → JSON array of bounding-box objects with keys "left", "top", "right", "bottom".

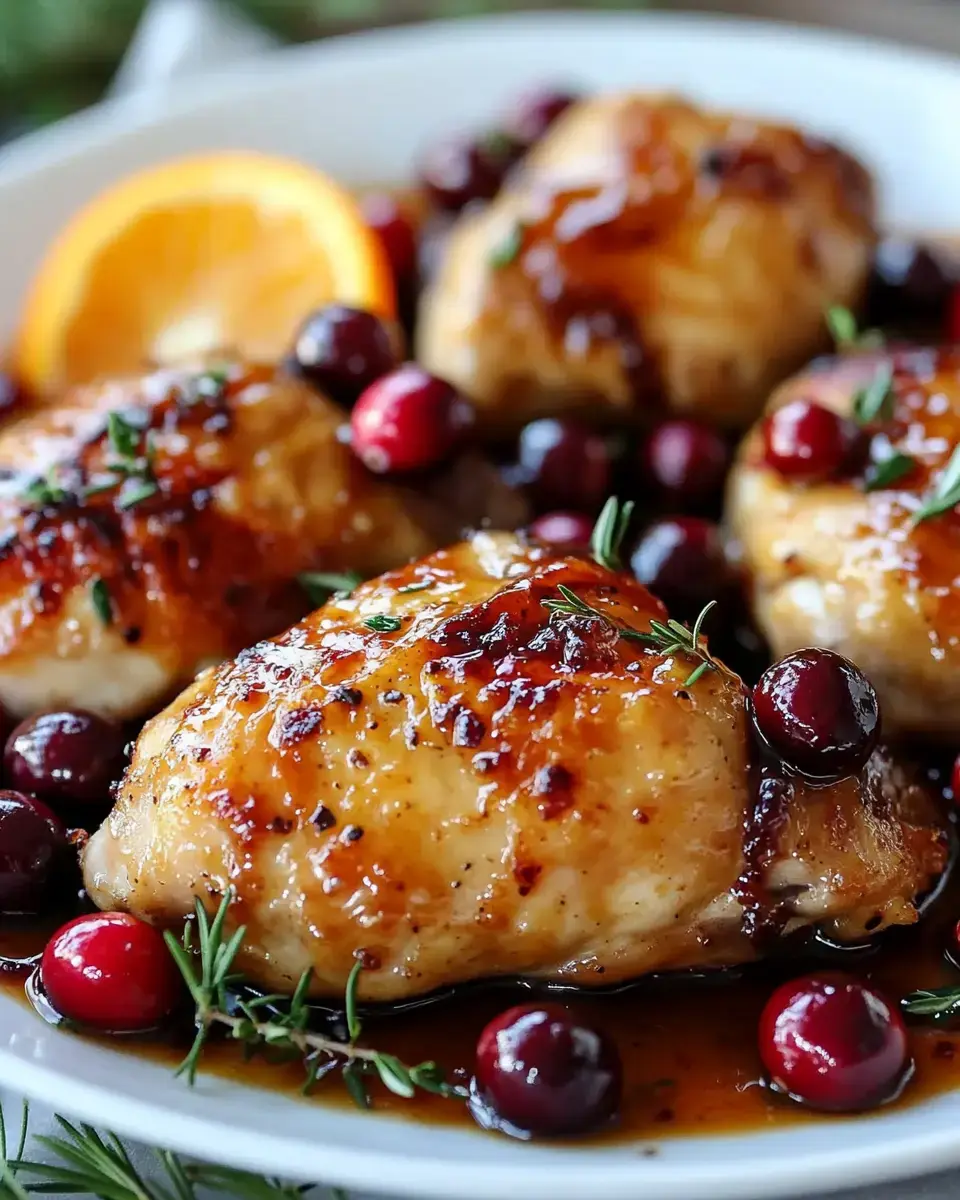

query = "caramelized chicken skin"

[
  {"left": 417, "top": 94, "right": 875, "bottom": 432},
  {"left": 83, "top": 534, "right": 946, "bottom": 1001},
  {"left": 0, "top": 362, "right": 525, "bottom": 720},
  {"left": 728, "top": 348, "right": 960, "bottom": 740}
]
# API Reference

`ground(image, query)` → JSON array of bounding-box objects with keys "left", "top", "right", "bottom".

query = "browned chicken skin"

[
  {"left": 83, "top": 534, "right": 947, "bottom": 1002},
  {"left": 0, "top": 362, "right": 525, "bottom": 720},
  {"left": 417, "top": 93, "right": 875, "bottom": 432},
  {"left": 728, "top": 347, "right": 960, "bottom": 740}
]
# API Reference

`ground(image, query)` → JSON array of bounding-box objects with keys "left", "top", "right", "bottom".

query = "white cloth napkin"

[{"left": 7, "top": 2, "right": 954, "bottom": 1196}]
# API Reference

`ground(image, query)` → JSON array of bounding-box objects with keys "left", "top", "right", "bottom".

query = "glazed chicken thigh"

[
  {"left": 84, "top": 534, "right": 946, "bottom": 1001},
  {"left": 0, "top": 362, "right": 524, "bottom": 720},
  {"left": 417, "top": 93, "right": 875, "bottom": 432}
]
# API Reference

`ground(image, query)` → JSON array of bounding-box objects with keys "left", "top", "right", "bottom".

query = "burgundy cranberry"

[
  {"left": 867, "top": 237, "right": 954, "bottom": 327},
  {"left": 503, "top": 87, "right": 578, "bottom": 148},
  {"left": 644, "top": 418, "right": 730, "bottom": 504},
  {"left": 529, "top": 511, "right": 595, "bottom": 547},
  {"left": 0, "top": 791, "right": 70, "bottom": 914},
  {"left": 361, "top": 192, "right": 418, "bottom": 285},
  {"left": 419, "top": 134, "right": 512, "bottom": 212},
  {"left": 41, "top": 912, "right": 182, "bottom": 1033},
  {"left": 630, "top": 517, "right": 729, "bottom": 612},
  {"left": 952, "top": 754, "right": 960, "bottom": 804},
  {"left": 759, "top": 975, "right": 909, "bottom": 1111},
  {"left": 762, "top": 400, "right": 864, "bottom": 483},
  {"left": 292, "top": 305, "right": 399, "bottom": 408},
  {"left": 515, "top": 418, "right": 612, "bottom": 513},
  {"left": 470, "top": 1004, "right": 622, "bottom": 1137},
  {"left": 752, "top": 649, "right": 880, "bottom": 780},
  {"left": 5, "top": 710, "right": 127, "bottom": 809},
  {"left": 350, "top": 363, "right": 474, "bottom": 474}
]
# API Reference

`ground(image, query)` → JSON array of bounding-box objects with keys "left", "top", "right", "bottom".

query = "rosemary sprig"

[
  {"left": 591, "top": 496, "right": 635, "bottom": 572},
  {"left": 912, "top": 444, "right": 960, "bottom": 524},
  {"left": 298, "top": 571, "right": 362, "bottom": 607},
  {"left": 901, "top": 984, "right": 960, "bottom": 1021},
  {"left": 864, "top": 450, "right": 916, "bottom": 493},
  {"left": 852, "top": 362, "right": 895, "bottom": 425}
]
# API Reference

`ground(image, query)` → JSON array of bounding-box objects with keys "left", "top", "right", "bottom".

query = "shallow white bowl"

[{"left": 0, "top": 11, "right": 959, "bottom": 1199}]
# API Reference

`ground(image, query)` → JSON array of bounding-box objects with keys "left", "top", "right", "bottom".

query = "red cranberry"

[
  {"left": 529, "top": 511, "right": 595, "bottom": 547},
  {"left": 350, "top": 364, "right": 474, "bottom": 474},
  {"left": 40, "top": 912, "right": 182, "bottom": 1033},
  {"left": 759, "top": 975, "right": 909, "bottom": 1111},
  {"left": 867, "top": 237, "right": 953, "bottom": 327},
  {"left": 752, "top": 649, "right": 880, "bottom": 780},
  {"left": 292, "top": 305, "right": 399, "bottom": 408},
  {"left": 361, "top": 192, "right": 418, "bottom": 285},
  {"left": 644, "top": 419, "right": 730, "bottom": 504},
  {"left": 630, "top": 517, "right": 729, "bottom": 613},
  {"left": 952, "top": 754, "right": 960, "bottom": 804},
  {"left": 470, "top": 1004, "right": 621, "bottom": 1137},
  {"left": 502, "top": 87, "right": 578, "bottom": 148},
  {"left": 0, "top": 791, "right": 70, "bottom": 914},
  {"left": 5, "top": 709, "right": 127, "bottom": 810},
  {"left": 515, "top": 418, "right": 613, "bottom": 513},
  {"left": 762, "top": 400, "right": 864, "bottom": 483},
  {"left": 419, "top": 134, "right": 512, "bottom": 212}
]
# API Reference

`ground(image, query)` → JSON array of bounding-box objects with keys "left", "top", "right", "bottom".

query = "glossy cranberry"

[
  {"left": 350, "top": 363, "right": 474, "bottom": 474},
  {"left": 419, "top": 134, "right": 512, "bottom": 212},
  {"left": 762, "top": 400, "right": 864, "bottom": 482},
  {"left": 292, "top": 305, "right": 399, "bottom": 408},
  {"left": 952, "top": 754, "right": 960, "bottom": 805},
  {"left": 502, "top": 87, "right": 578, "bottom": 148},
  {"left": 41, "top": 912, "right": 182, "bottom": 1033},
  {"left": 0, "top": 791, "right": 70, "bottom": 914},
  {"left": 361, "top": 192, "right": 418, "bottom": 285},
  {"left": 629, "top": 517, "right": 729, "bottom": 612},
  {"left": 644, "top": 418, "right": 730, "bottom": 504},
  {"left": 752, "top": 649, "right": 880, "bottom": 780},
  {"left": 515, "top": 418, "right": 612, "bottom": 513},
  {"left": 528, "top": 511, "right": 595, "bottom": 547},
  {"left": 470, "top": 1004, "right": 622, "bottom": 1137},
  {"left": 867, "top": 237, "right": 954, "bottom": 327},
  {"left": 759, "top": 975, "right": 909, "bottom": 1111},
  {"left": 5, "top": 709, "right": 127, "bottom": 809}
]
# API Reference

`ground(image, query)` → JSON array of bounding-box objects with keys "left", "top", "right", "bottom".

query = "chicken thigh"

[
  {"left": 728, "top": 347, "right": 960, "bottom": 740},
  {"left": 0, "top": 362, "right": 525, "bottom": 720},
  {"left": 417, "top": 93, "right": 875, "bottom": 432},
  {"left": 83, "top": 533, "right": 947, "bottom": 1002}
]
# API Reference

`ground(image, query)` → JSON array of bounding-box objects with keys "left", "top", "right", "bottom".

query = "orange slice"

[{"left": 14, "top": 151, "right": 396, "bottom": 394}]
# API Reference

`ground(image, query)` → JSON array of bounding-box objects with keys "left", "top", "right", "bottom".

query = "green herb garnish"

[
  {"left": 89, "top": 577, "right": 113, "bottom": 626},
  {"left": 852, "top": 362, "right": 895, "bottom": 424},
  {"left": 864, "top": 450, "right": 916, "bottom": 492},
  {"left": 298, "top": 570, "right": 362, "bottom": 607},
  {"left": 107, "top": 411, "right": 143, "bottom": 462},
  {"left": 116, "top": 478, "right": 160, "bottom": 510},
  {"left": 591, "top": 496, "right": 635, "bottom": 572},
  {"left": 826, "top": 305, "right": 884, "bottom": 351},
  {"left": 363, "top": 615, "right": 402, "bottom": 633},
  {"left": 488, "top": 222, "right": 523, "bottom": 268},
  {"left": 397, "top": 580, "right": 432, "bottom": 594},
  {"left": 912, "top": 444, "right": 960, "bottom": 524},
  {"left": 22, "top": 470, "right": 68, "bottom": 509},
  {"left": 901, "top": 985, "right": 960, "bottom": 1021}
]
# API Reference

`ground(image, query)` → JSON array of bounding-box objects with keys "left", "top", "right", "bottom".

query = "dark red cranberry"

[
  {"left": 503, "top": 87, "right": 578, "bottom": 148},
  {"left": 528, "top": 511, "right": 594, "bottom": 547},
  {"left": 361, "top": 192, "right": 418, "bottom": 285},
  {"left": 292, "top": 305, "right": 399, "bottom": 408},
  {"left": 867, "top": 237, "right": 954, "bottom": 327},
  {"left": 470, "top": 1004, "right": 622, "bottom": 1137},
  {"left": 5, "top": 709, "right": 127, "bottom": 810},
  {"left": 419, "top": 134, "right": 512, "bottom": 212},
  {"left": 630, "top": 517, "right": 729, "bottom": 613},
  {"left": 752, "top": 649, "right": 880, "bottom": 780},
  {"left": 759, "top": 975, "right": 909, "bottom": 1111},
  {"left": 0, "top": 791, "right": 70, "bottom": 914},
  {"left": 644, "top": 418, "right": 730, "bottom": 504},
  {"left": 41, "top": 912, "right": 182, "bottom": 1033},
  {"left": 514, "top": 418, "right": 612, "bottom": 513},
  {"left": 350, "top": 363, "right": 474, "bottom": 474},
  {"left": 951, "top": 754, "right": 960, "bottom": 805},
  {"left": 762, "top": 400, "right": 864, "bottom": 482}
]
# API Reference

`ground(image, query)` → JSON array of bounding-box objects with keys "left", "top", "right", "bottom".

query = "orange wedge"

[{"left": 14, "top": 151, "right": 396, "bottom": 394}]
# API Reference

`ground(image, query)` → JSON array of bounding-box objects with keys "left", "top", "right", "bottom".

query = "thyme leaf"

[
  {"left": 22, "top": 470, "right": 68, "bottom": 509},
  {"left": 89, "top": 577, "right": 113, "bottom": 626},
  {"left": 363, "top": 615, "right": 402, "bottom": 633}
]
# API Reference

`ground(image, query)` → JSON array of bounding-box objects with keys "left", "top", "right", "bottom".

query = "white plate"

[{"left": 0, "top": 11, "right": 959, "bottom": 1199}]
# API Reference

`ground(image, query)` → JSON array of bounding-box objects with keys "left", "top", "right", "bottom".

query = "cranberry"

[
  {"left": 0, "top": 791, "right": 70, "bottom": 913},
  {"left": 470, "top": 1004, "right": 621, "bottom": 1137},
  {"left": 419, "top": 134, "right": 512, "bottom": 212},
  {"left": 350, "top": 364, "right": 474, "bottom": 474},
  {"left": 759, "top": 975, "right": 909, "bottom": 1111},
  {"left": 752, "top": 649, "right": 880, "bottom": 780},
  {"left": 503, "top": 87, "right": 578, "bottom": 148},
  {"left": 514, "top": 418, "right": 612, "bottom": 513},
  {"left": 952, "top": 754, "right": 960, "bottom": 804},
  {"left": 5, "top": 709, "right": 127, "bottom": 810},
  {"left": 40, "top": 912, "right": 182, "bottom": 1033},
  {"left": 644, "top": 418, "right": 730, "bottom": 505},
  {"left": 867, "top": 237, "right": 954, "bottom": 328},
  {"left": 630, "top": 517, "right": 729, "bottom": 613},
  {"left": 292, "top": 305, "right": 399, "bottom": 408},
  {"left": 361, "top": 192, "right": 418, "bottom": 285},
  {"left": 762, "top": 400, "right": 864, "bottom": 482},
  {"left": 529, "top": 511, "right": 595, "bottom": 547}
]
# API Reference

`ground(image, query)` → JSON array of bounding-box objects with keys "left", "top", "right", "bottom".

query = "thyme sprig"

[{"left": 164, "top": 894, "right": 465, "bottom": 1107}]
